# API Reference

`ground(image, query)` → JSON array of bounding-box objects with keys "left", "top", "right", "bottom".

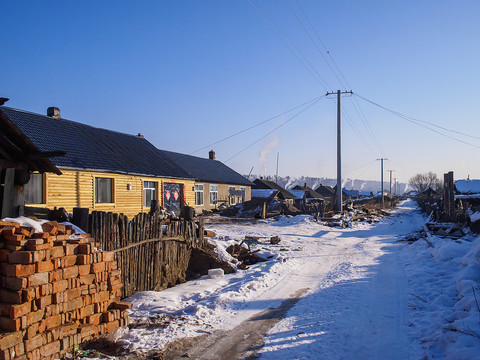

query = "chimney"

[
  {"left": 209, "top": 150, "right": 215, "bottom": 160},
  {"left": 47, "top": 107, "right": 61, "bottom": 118},
  {"left": 137, "top": 133, "right": 144, "bottom": 138},
  {"left": 304, "top": 183, "right": 307, "bottom": 188}
]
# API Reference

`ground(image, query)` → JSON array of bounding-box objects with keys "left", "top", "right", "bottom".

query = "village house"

[
  {"left": 252, "top": 178, "right": 295, "bottom": 204},
  {"left": 0, "top": 106, "right": 198, "bottom": 218},
  {"left": 159, "top": 150, "right": 252, "bottom": 214},
  {"left": 315, "top": 184, "right": 335, "bottom": 199}
]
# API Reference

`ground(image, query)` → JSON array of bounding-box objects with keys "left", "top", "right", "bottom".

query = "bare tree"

[{"left": 409, "top": 172, "right": 442, "bottom": 193}]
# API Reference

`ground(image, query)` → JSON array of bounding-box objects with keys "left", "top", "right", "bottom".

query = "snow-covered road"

[{"left": 121, "top": 200, "right": 480, "bottom": 359}]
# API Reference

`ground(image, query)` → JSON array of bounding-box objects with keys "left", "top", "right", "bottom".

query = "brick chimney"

[
  {"left": 47, "top": 107, "right": 60, "bottom": 118},
  {"left": 209, "top": 150, "right": 215, "bottom": 160},
  {"left": 137, "top": 133, "right": 144, "bottom": 138}
]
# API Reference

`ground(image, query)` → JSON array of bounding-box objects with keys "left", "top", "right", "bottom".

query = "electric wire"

[
  {"left": 223, "top": 95, "right": 325, "bottom": 164},
  {"left": 190, "top": 95, "right": 324, "bottom": 155},
  {"left": 247, "top": 0, "right": 330, "bottom": 90},
  {"left": 355, "top": 93, "right": 480, "bottom": 149},
  {"left": 291, "top": 0, "right": 384, "bottom": 155}
]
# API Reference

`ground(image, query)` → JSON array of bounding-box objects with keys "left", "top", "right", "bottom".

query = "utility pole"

[
  {"left": 394, "top": 177, "right": 397, "bottom": 195},
  {"left": 388, "top": 170, "right": 395, "bottom": 194},
  {"left": 275, "top": 153, "right": 279, "bottom": 185},
  {"left": 377, "top": 158, "right": 387, "bottom": 207},
  {"left": 326, "top": 90, "right": 353, "bottom": 213}
]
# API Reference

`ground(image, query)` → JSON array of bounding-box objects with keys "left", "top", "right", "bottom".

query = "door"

[{"left": 163, "top": 182, "right": 182, "bottom": 217}]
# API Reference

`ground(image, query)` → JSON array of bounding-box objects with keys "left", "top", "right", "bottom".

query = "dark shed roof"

[
  {"left": 292, "top": 184, "right": 326, "bottom": 199},
  {"left": 253, "top": 178, "right": 295, "bottom": 199},
  {"left": 0, "top": 109, "right": 61, "bottom": 175},
  {"left": 315, "top": 184, "right": 335, "bottom": 198},
  {"left": 1, "top": 107, "right": 192, "bottom": 179},
  {"left": 160, "top": 150, "right": 252, "bottom": 186}
]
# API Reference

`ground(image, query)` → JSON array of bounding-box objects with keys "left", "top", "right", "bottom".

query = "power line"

[
  {"left": 355, "top": 93, "right": 480, "bottom": 149},
  {"left": 223, "top": 95, "right": 325, "bottom": 163},
  {"left": 190, "top": 95, "right": 324, "bottom": 154},
  {"left": 247, "top": 0, "right": 330, "bottom": 90}
]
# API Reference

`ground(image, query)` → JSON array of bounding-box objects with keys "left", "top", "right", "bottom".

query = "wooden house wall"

[
  {"left": 28, "top": 169, "right": 195, "bottom": 219},
  {"left": 195, "top": 182, "right": 251, "bottom": 213}
]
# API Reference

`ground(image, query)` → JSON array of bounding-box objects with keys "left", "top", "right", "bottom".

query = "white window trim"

[
  {"left": 195, "top": 184, "right": 204, "bottom": 206},
  {"left": 210, "top": 185, "right": 218, "bottom": 205}
]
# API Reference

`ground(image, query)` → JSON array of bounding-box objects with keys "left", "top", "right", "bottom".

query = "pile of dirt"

[{"left": 186, "top": 242, "right": 235, "bottom": 280}]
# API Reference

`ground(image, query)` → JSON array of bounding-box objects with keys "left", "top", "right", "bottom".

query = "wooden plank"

[{"left": 1, "top": 168, "right": 15, "bottom": 218}]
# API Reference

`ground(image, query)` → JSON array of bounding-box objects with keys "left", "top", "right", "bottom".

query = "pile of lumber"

[{"left": 0, "top": 219, "right": 130, "bottom": 360}]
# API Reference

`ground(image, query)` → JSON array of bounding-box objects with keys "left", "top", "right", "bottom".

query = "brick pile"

[{"left": 0, "top": 220, "right": 131, "bottom": 360}]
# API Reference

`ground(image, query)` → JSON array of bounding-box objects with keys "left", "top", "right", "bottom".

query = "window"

[
  {"left": 229, "top": 186, "right": 236, "bottom": 205},
  {"left": 210, "top": 185, "right": 218, "bottom": 205},
  {"left": 195, "top": 184, "right": 204, "bottom": 206},
  {"left": 95, "top": 177, "right": 113, "bottom": 203},
  {"left": 240, "top": 187, "right": 246, "bottom": 203},
  {"left": 144, "top": 181, "right": 157, "bottom": 207},
  {"left": 24, "top": 173, "right": 44, "bottom": 204}
]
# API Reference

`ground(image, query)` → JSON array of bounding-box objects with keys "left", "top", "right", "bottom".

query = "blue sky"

[{"left": 3, "top": 1, "right": 480, "bottom": 185}]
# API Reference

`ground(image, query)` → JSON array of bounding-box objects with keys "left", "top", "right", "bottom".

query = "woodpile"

[{"left": 0, "top": 219, "right": 130, "bottom": 360}]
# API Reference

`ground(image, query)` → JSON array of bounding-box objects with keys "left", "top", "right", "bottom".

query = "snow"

[
  {"left": 455, "top": 179, "right": 480, "bottom": 194},
  {"left": 116, "top": 200, "right": 480, "bottom": 359},
  {"left": 251, "top": 189, "right": 278, "bottom": 198}
]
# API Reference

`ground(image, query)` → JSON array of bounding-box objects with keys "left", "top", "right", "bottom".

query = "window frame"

[
  {"left": 95, "top": 177, "right": 114, "bottom": 204},
  {"left": 240, "top": 187, "right": 246, "bottom": 203},
  {"left": 195, "top": 184, "right": 204, "bottom": 206},
  {"left": 143, "top": 181, "right": 157, "bottom": 208},
  {"left": 229, "top": 186, "right": 236, "bottom": 205},
  {"left": 209, "top": 184, "right": 218, "bottom": 206}
]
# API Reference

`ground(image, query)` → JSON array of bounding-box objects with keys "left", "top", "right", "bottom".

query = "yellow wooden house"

[{"left": 0, "top": 107, "right": 195, "bottom": 219}]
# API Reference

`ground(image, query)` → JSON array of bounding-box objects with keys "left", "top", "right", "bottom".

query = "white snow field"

[{"left": 121, "top": 200, "right": 480, "bottom": 359}]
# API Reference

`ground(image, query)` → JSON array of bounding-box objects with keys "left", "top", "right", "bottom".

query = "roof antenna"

[{"left": 0, "top": 98, "right": 9, "bottom": 106}]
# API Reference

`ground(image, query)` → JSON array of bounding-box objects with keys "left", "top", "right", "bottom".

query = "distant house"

[
  {"left": 161, "top": 150, "right": 252, "bottom": 214},
  {"left": 455, "top": 179, "right": 480, "bottom": 196},
  {"left": 253, "top": 178, "right": 296, "bottom": 204},
  {"left": 315, "top": 184, "right": 335, "bottom": 199},
  {"left": 292, "top": 183, "right": 326, "bottom": 201},
  {"left": 1, "top": 106, "right": 197, "bottom": 218}
]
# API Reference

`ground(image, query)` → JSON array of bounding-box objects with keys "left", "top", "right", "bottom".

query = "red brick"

[
  {"left": 76, "top": 243, "right": 91, "bottom": 254},
  {"left": 60, "top": 255, "right": 77, "bottom": 268},
  {"left": 26, "top": 243, "right": 52, "bottom": 251},
  {"left": 24, "top": 334, "right": 43, "bottom": 352},
  {"left": 15, "top": 227, "right": 31, "bottom": 237},
  {"left": 0, "top": 331, "right": 22, "bottom": 351},
  {"left": 0, "top": 317, "right": 21, "bottom": 331},
  {"left": 79, "top": 274, "right": 95, "bottom": 285},
  {"left": 93, "top": 291, "right": 109, "bottom": 303},
  {"left": 22, "top": 286, "right": 38, "bottom": 302},
  {"left": 41, "top": 221, "right": 58, "bottom": 235},
  {"left": 62, "top": 266, "right": 78, "bottom": 279},
  {"left": 49, "top": 269, "right": 63, "bottom": 282},
  {"left": 35, "top": 261, "right": 53, "bottom": 273},
  {"left": 25, "top": 322, "right": 39, "bottom": 339},
  {"left": 91, "top": 262, "right": 105, "bottom": 273},
  {"left": 0, "top": 289, "right": 22, "bottom": 304},
  {"left": 44, "top": 314, "right": 61, "bottom": 330},
  {"left": 110, "top": 301, "right": 133, "bottom": 311},
  {"left": 64, "top": 297, "right": 83, "bottom": 312},
  {"left": 48, "top": 246, "right": 64, "bottom": 259},
  {"left": 78, "top": 264, "right": 90, "bottom": 276},
  {"left": 6, "top": 301, "right": 31, "bottom": 318},
  {"left": 79, "top": 304, "right": 94, "bottom": 319},
  {"left": 26, "top": 310, "right": 44, "bottom": 325},
  {"left": 6, "top": 264, "right": 35, "bottom": 277},
  {"left": 7, "top": 251, "right": 32, "bottom": 264},
  {"left": 104, "top": 320, "right": 119, "bottom": 334},
  {"left": 31, "top": 232, "right": 49, "bottom": 239},
  {"left": 39, "top": 340, "right": 60, "bottom": 357},
  {"left": 76, "top": 254, "right": 91, "bottom": 265},
  {"left": 0, "top": 221, "right": 19, "bottom": 228},
  {"left": 63, "top": 245, "right": 77, "bottom": 256},
  {"left": 4, "top": 276, "right": 27, "bottom": 291},
  {"left": 26, "top": 239, "right": 43, "bottom": 246},
  {"left": 108, "top": 261, "right": 117, "bottom": 271},
  {"left": 0, "top": 250, "right": 8, "bottom": 263},
  {"left": 103, "top": 251, "right": 115, "bottom": 262},
  {"left": 51, "top": 280, "right": 68, "bottom": 294},
  {"left": 35, "top": 295, "right": 52, "bottom": 309},
  {"left": 2, "top": 233, "right": 24, "bottom": 242},
  {"left": 28, "top": 272, "right": 49, "bottom": 287},
  {"left": 65, "top": 288, "right": 81, "bottom": 302}
]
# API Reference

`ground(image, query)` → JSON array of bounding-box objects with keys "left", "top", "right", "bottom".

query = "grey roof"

[
  {"left": 159, "top": 150, "right": 252, "bottom": 186},
  {"left": 315, "top": 184, "right": 335, "bottom": 197},
  {"left": 0, "top": 107, "right": 192, "bottom": 179},
  {"left": 251, "top": 189, "right": 278, "bottom": 198},
  {"left": 253, "top": 179, "right": 296, "bottom": 199},
  {"left": 291, "top": 184, "right": 325, "bottom": 199}
]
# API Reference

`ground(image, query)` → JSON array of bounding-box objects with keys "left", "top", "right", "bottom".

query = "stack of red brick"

[{"left": 0, "top": 220, "right": 131, "bottom": 360}]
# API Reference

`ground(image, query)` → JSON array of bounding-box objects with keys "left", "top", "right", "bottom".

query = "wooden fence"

[{"left": 88, "top": 211, "right": 205, "bottom": 298}]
